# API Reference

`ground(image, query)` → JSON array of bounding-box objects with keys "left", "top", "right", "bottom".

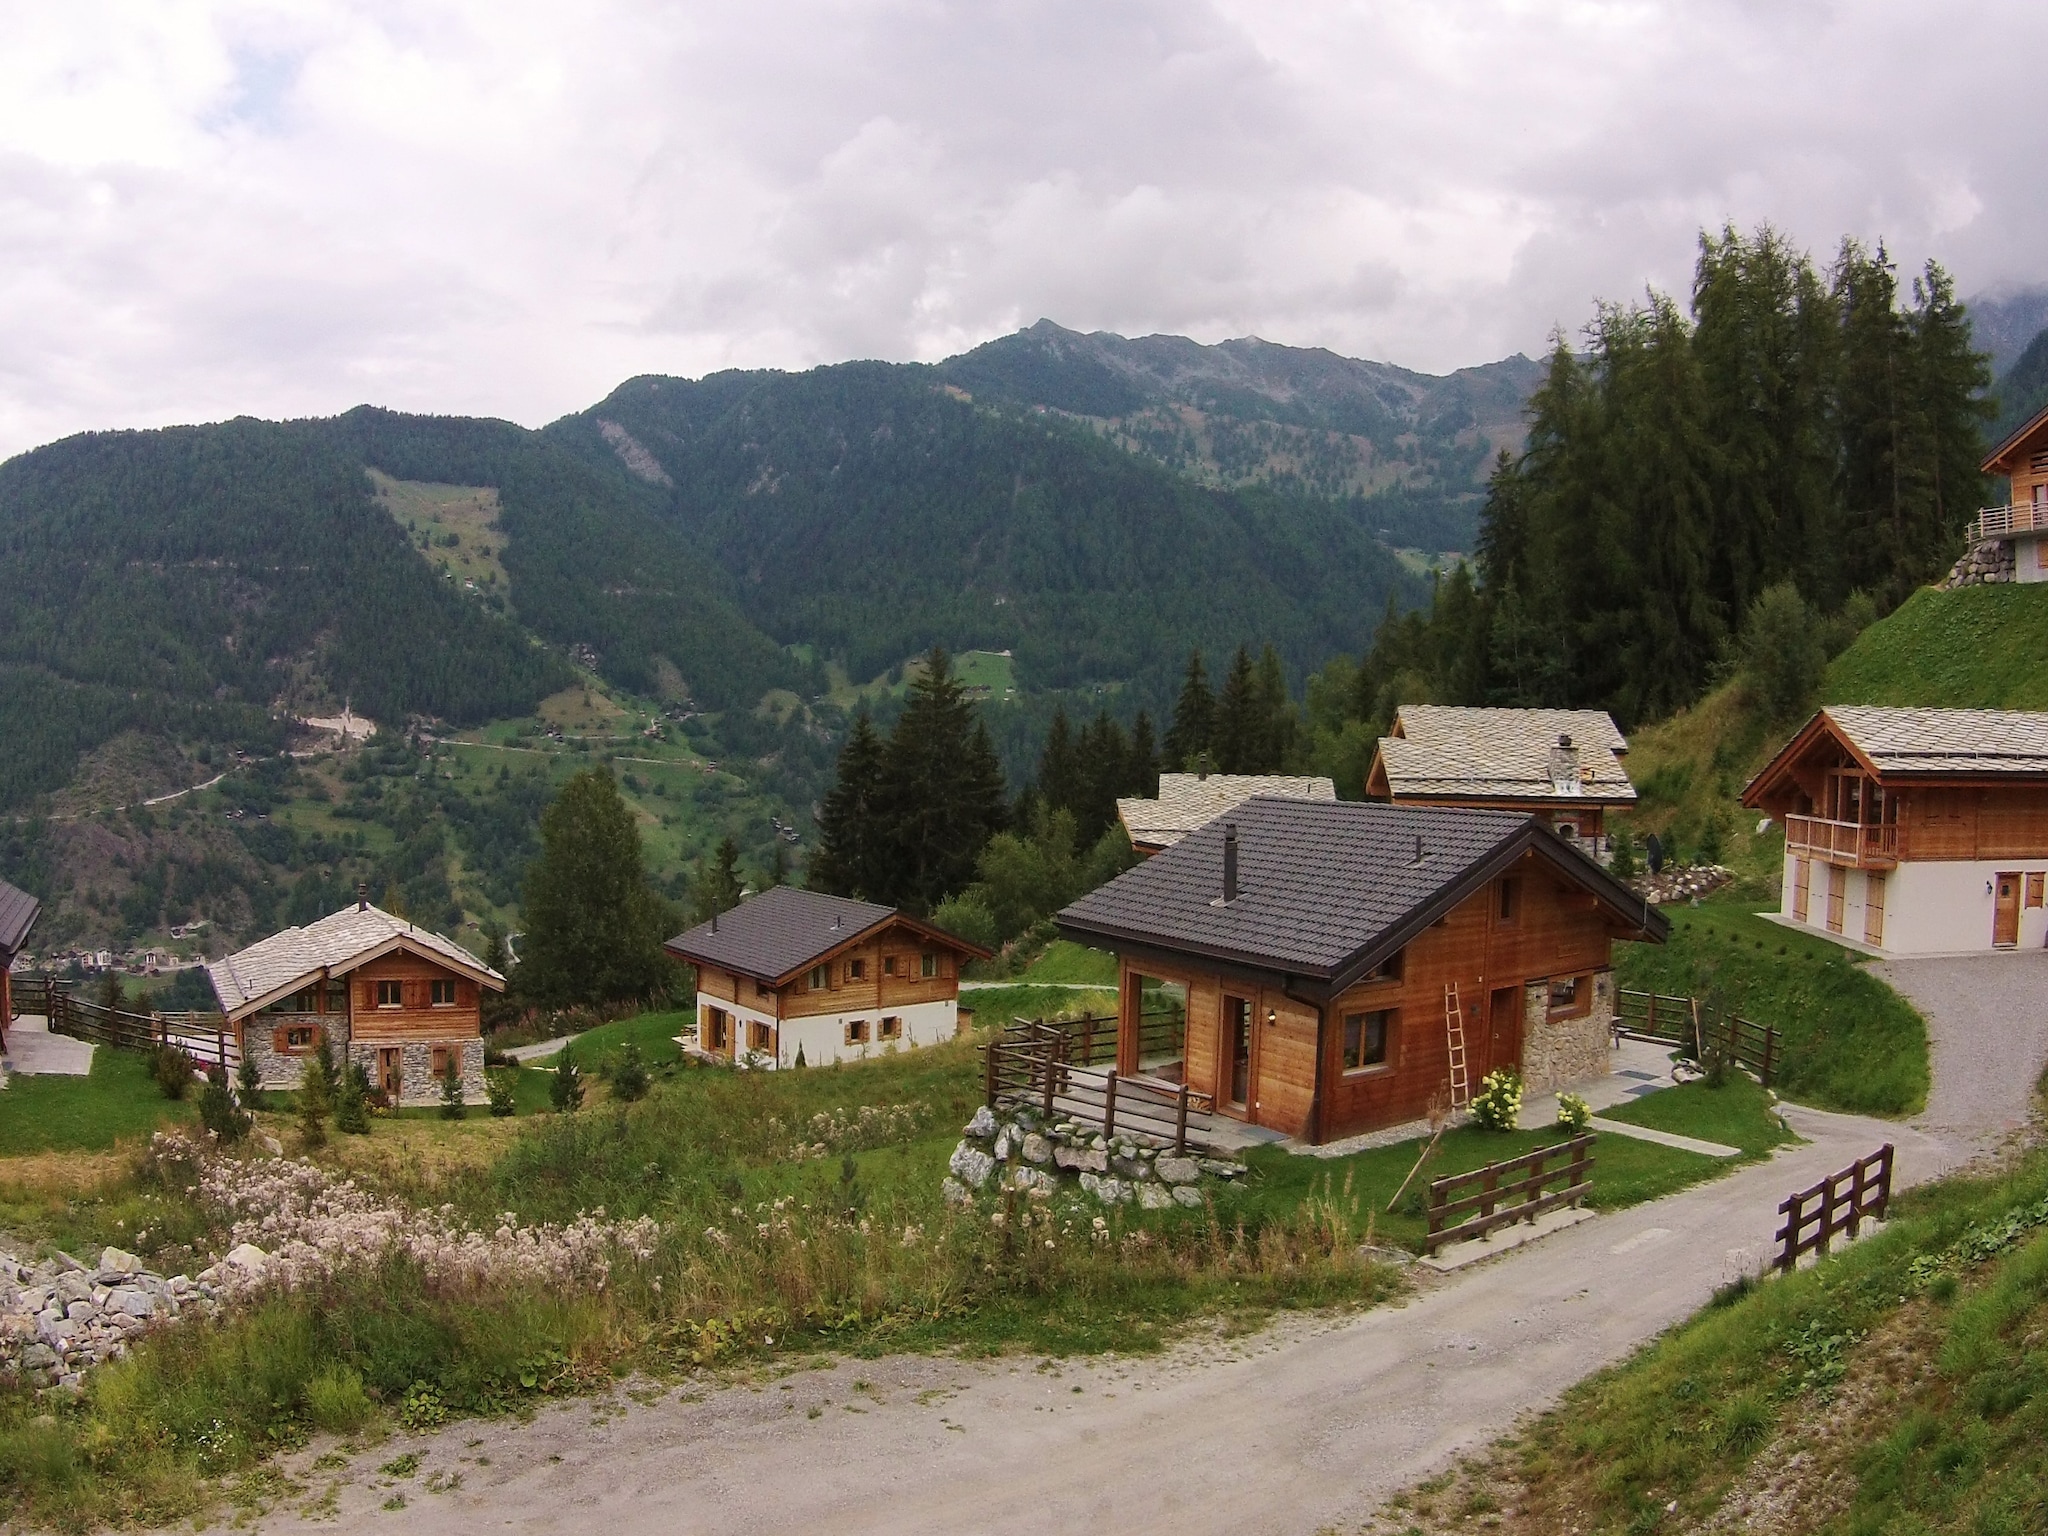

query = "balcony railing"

[
  {"left": 1969, "top": 503, "right": 2048, "bottom": 542},
  {"left": 1784, "top": 814, "right": 1897, "bottom": 868}
]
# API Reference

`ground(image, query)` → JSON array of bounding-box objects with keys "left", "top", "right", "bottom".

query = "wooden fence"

[
  {"left": 11, "top": 974, "right": 237, "bottom": 1070},
  {"left": 982, "top": 1019, "right": 1217, "bottom": 1154},
  {"left": 1616, "top": 989, "right": 1780, "bottom": 1087},
  {"left": 1774, "top": 1144, "right": 1892, "bottom": 1273},
  {"left": 1425, "top": 1134, "right": 1596, "bottom": 1256},
  {"left": 1033, "top": 1008, "right": 1183, "bottom": 1069}
]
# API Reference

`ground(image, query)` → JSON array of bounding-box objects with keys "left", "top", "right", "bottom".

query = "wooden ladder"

[{"left": 1444, "top": 982, "right": 1471, "bottom": 1110}]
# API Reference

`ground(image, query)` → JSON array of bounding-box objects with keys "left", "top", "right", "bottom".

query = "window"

[
  {"left": 430, "top": 1045, "right": 451, "bottom": 1077},
  {"left": 324, "top": 980, "right": 348, "bottom": 1013},
  {"left": 920, "top": 952, "right": 938, "bottom": 979},
  {"left": 747, "top": 1020, "right": 772, "bottom": 1053},
  {"left": 1497, "top": 877, "right": 1522, "bottom": 923},
  {"left": 755, "top": 979, "right": 774, "bottom": 999},
  {"left": 429, "top": 979, "right": 457, "bottom": 1007},
  {"left": 883, "top": 955, "right": 900, "bottom": 977},
  {"left": 2028, "top": 874, "right": 2045, "bottom": 910},
  {"left": 284, "top": 1026, "right": 317, "bottom": 1050},
  {"left": 376, "top": 979, "right": 404, "bottom": 1008},
  {"left": 845, "top": 958, "right": 867, "bottom": 981},
  {"left": 845, "top": 1019, "right": 870, "bottom": 1045},
  {"left": 1360, "top": 949, "right": 1403, "bottom": 984},
  {"left": 1548, "top": 975, "right": 1590, "bottom": 1018},
  {"left": 808, "top": 964, "right": 830, "bottom": 991},
  {"left": 1342, "top": 1010, "right": 1391, "bottom": 1072},
  {"left": 879, "top": 1015, "right": 901, "bottom": 1040}
]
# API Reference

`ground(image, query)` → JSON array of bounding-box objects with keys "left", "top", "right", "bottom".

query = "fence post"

[
  {"left": 1874, "top": 1144, "right": 1894, "bottom": 1220},
  {"left": 1041, "top": 1041, "right": 1057, "bottom": 1117},
  {"left": 1175, "top": 1082, "right": 1189, "bottom": 1155},
  {"left": 1847, "top": 1156, "right": 1867, "bottom": 1238},
  {"left": 1103, "top": 1071, "right": 1118, "bottom": 1140},
  {"left": 1646, "top": 992, "right": 1656, "bottom": 1039},
  {"left": 984, "top": 1038, "right": 998, "bottom": 1108},
  {"left": 1525, "top": 1147, "right": 1546, "bottom": 1221},
  {"left": 1817, "top": 1176, "right": 1838, "bottom": 1259}
]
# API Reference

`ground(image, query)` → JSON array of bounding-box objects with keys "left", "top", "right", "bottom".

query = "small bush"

[
  {"left": 304, "top": 1366, "right": 376, "bottom": 1433},
  {"left": 1718, "top": 1391, "right": 1773, "bottom": 1451},
  {"left": 335, "top": 1061, "right": 371, "bottom": 1135},
  {"left": 439, "top": 1052, "right": 467, "bottom": 1121},
  {"left": 235, "top": 1052, "right": 262, "bottom": 1103},
  {"left": 549, "top": 1055, "right": 584, "bottom": 1113},
  {"left": 486, "top": 1071, "right": 518, "bottom": 1118},
  {"left": 1470, "top": 1069, "right": 1523, "bottom": 1133},
  {"left": 151, "top": 1044, "right": 196, "bottom": 1101},
  {"left": 607, "top": 1043, "right": 650, "bottom": 1103},
  {"left": 1555, "top": 1092, "right": 1592, "bottom": 1133},
  {"left": 198, "top": 1065, "right": 252, "bottom": 1143}
]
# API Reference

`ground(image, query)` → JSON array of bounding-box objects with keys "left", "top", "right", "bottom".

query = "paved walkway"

[
  {"left": 503, "top": 1035, "right": 575, "bottom": 1063},
  {"left": 0, "top": 1014, "right": 94, "bottom": 1076}
]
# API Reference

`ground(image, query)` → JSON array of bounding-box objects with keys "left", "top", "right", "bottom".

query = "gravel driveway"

[{"left": 1877, "top": 950, "right": 2048, "bottom": 1151}]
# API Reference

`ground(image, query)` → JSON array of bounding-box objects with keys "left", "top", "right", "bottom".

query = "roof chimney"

[
  {"left": 711, "top": 909, "right": 718, "bottom": 933},
  {"left": 1548, "top": 733, "right": 1582, "bottom": 796},
  {"left": 356, "top": 881, "right": 368, "bottom": 912},
  {"left": 1222, "top": 823, "right": 1239, "bottom": 903}
]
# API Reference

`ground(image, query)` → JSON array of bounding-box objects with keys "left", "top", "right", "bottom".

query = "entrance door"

[
  {"left": 1488, "top": 987, "right": 1522, "bottom": 1079},
  {"left": 1995, "top": 872, "right": 2021, "bottom": 947},
  {"left": 1222, "top": 994, "right": 1253, "bottom": 1114},
  {"left": 379, "top": 1047, "right": 402, "bottom": 1102}
]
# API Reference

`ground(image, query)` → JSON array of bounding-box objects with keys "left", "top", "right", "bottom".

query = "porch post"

[{"left": 1116, "top": 962, "right": 1141, "bottom": 1076}]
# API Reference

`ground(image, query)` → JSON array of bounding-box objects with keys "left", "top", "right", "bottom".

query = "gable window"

[
  {"left": 883, "top": 955, "right": 900, "bottom": 977},
  {"left": 845, "top": 1019, "right": 870, "bottom": 1045},
  {"left": 1497, "top": 877, "right": 1522, "bottom": 924},
  {"left": 755, "top": 979, "right": 774, "bottom": 1000},
  {"left": 324, "top": 980, "right": 348, "bottom": 1013},
  {"left": 376, "top": 979, "right": 404, "bottom": 1008},
  {"left": 429, "top": 979, "right": 457, "bottom": 1007},
  {"left": 846, "top": 957, "right": 867, "bottom": 982},
  {"left": 1360, "top": 949, "right": 1403, "bottom": 984},
  {"left": 879, "top": 1015, "right": 902, "bottom": 1040},
  {"left": 920, "top": 952, "right": 939, "bottom": 979},
  {"left": 808, "top": 964, "right": 831, "bottom": 991},
  {"left": 1341, "top": 1009, "right": 1392, "bottom": 1072}
]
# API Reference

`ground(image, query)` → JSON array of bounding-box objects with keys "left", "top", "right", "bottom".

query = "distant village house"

[
  {"left": 666, "top": 887, "right": 988, "bottom": 1069},
  {"left": 1116, "top": 772, "right": 1336, "bottom": 856}
]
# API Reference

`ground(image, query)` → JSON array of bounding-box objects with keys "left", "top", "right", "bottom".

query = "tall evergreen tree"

[
  {"left": 1036, "top": 707, "right": 1081, "bottom": 816},
  {"left": 1162, "top": 651, "right": 1215, "bottom": 771},
  {"left": 809, "top": 711, "right": 887, "bottom": 899},
  {"left": 1127, "top": 710, "right": 1160, "bottom": 798},
  {"left": 1252, "top": 645, "right": 1298, "bottom": 772},
  {"left": 689, "top": 835, "right": 745, "bottom": 925},
  {"left": 1071, "top": 710, "right": 1131, "bottom": 844},
  {"left": 876, "top": 648, "right": 1006, "bottom": 912},
  {"left": 517, "top": 768, "right": 673, "bottom": 1007},
  {"left": 1211, "top": 646, "right": 1260, "bottom": 773}
]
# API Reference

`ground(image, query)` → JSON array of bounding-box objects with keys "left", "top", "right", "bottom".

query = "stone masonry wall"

[
  {"left": 1520, "top": 969, "right": 1614, "bottom": 1097},
  {"left": 244, "top": 1014, "right": 350, "bottom": 1091},
  {"left": 1941, "top": 537, "right": 2015, "bottom": 589},
  {"left": 345, "top": 1038, "right": 486, "bottom": 1107}
]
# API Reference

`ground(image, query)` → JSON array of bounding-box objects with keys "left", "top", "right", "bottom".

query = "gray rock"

[
  {"left": 940, "top": 1177, "right": 973, "bottom": 1207},
  {"left": 54, "top": 1273, "right": 91, "bottom": 1305},
  {"left": 64, "top": 1300, "right": 95, "bottom": 1323},
  {"left": 110, "top": 1288, "right": 156, "bottom": 1319},
  {"left": 948, "top": 1142, "right": 995, "bottom": 1189},
  {"left": 1156, "top": 1156, "right": 1201, "bottom": 1185},
  {"left": 97, "top": 1247, "right": 143, "bottom": 1277},
  {"left": 1055, "top": 1145, "right": 1109, "bottom": 1173},
  {"left": 1020, "top": 1133, "right": 1053, "bottom": 1165},
  {"left": 1198, "top": 1159, "right": 1244, "bottom": 1179},
  {"left": 1110, "top": 1155, "right": 1147, "bottom": 1180},
  {"left": 964, "top": 1106, "right": 997, "bottom": 1139},
  {"left": 1079, "top": 1173, "right": 1131, "bottom": 1205},
  {"left": 1008, "top": 1167, "right": 1057, "bottom": 1197},
  {"left": 992, "top": 1127, "right": 1016, "bottom": 1162},
  {"left": 18, "top": 1343, "right": 56, "bottom": 1370},
  {"left": 222, "top": 1243, "right": 269, "bottom": 1272},
  {"left": 1171, "top": 1186, "right": 1206, "bottom": 1208},
  {"left": 257, "top": 1134, "right": 284, "bottom": 1156},
  {"left": 1137, "top": 1183, "right": 1174, "bottom": 1210}
]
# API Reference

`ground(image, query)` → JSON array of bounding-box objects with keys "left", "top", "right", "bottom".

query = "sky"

[{"left": 2, "top": 0, "right": 2044, "bottom": 458}]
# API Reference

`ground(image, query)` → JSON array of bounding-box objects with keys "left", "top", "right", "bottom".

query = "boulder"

[
  {"left": 1055, "top": 1145, "right": 1109, "bottom": 1174},
  {"left": 54, "top": 1273, "right": 91, "bottom": 1305},
  {"left": 1008, "top": 1167, "right": 1057, "bottom": 1197},
  {"left": 948, "top": 1142, "right": 996, "bottom": 1190},
  {"left": 1137, "top": 1183, "right": 1174, "bottom": 1210},
  {"left": 222, "top": 1244, "right": 269, "bottom": 1273},
  {"left": 64, "top": 1301, "right": 95, "bottom": 1323},
  {"left": 1171, "top": 1186, "right": 1205, "bottom": 1208},
  {"left": 1155, "top": 1156, "right": 1201, "bottom": 1185},
  {"left": 1020, "top": 1133, "right": 1053, "bottom": 1166},
  {"left": 1110, "top": 1155, "right": 1147, "bottom": 1180},
  {"left": 1079, "top": 1173, "right": 1131, "bottom": 1205},
  {"left": 110, "top": 1288, "right": 156, "bottom": 1319},
  {"left": 992, "top": 1127, "right": 1016, "bottom": 1162},
  {"left": 1198, "top": 1160, "right": 1243, "bottom": 1179},
  {"left": 18, "top": 1343, "right": 56, "bottom": 1371},
  {"left": 97, "top": 1247, "right": 143, "bottom": 1278},
  {"left": 940, "top": 1177, "right": 973, "bottom": 1207},
  {"left": 964, "top": 1106, "right": 998, "bottom": 1139}
]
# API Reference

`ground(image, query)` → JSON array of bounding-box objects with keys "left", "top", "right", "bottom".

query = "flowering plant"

[
  {"left": 1470, "top": 1068, "right": 1524, "bottom": 1133},
  {"left": 1555, "top": 1091, "right": 1593, "bottom": 1133}
]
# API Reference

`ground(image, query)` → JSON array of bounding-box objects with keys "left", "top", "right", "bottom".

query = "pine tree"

[
  {"left": 1252, "top": 645, "right": 1297, "bottom": 772},
  {"left": 689, "top": 835, "right": 746, "bottom": 924},
  {"left": 1126, "top": 710, "right": 1160, "bottom": 798},
  {"left": 1071, "top": 710, "right": 1131, "bottom": 844},
  {"left": 762, "top": 840, "right": 789, "bottom": 890},
  {"left": 809, "top": 711, "right": 887, "bottom": 899},
  {"left": 875, "top": 648, "right": 1006, "bottom": 912},
  {"left": 1211, "top": 646, "right": 1259, "bottom": 772},
  {"left": 549, "top": 1053, "right": 585, "bottom": 1112},
  {"left": 439, "top": 1050, "right": 467, "bottom": 1120},
  {"left": 1162, "top": 651, "right": 1214, "bottom": 771},
  {"left": 1036, "top": 707, "right": 1081, "bottom": 815},
  {"left": 335, "top": 1058, "right": 370, "bottom": 1134},
  {"left": 518, "top": 768, "right": 674, "bottom": 1008}
]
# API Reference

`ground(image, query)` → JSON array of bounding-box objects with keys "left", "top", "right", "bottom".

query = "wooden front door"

[
  {"left": 1221, "top": 994, "right": 1253, "bottom": 1115},
  {"left": 1994, "top": 872, "right": 2021, "bottom": 947},
  {"left": 379, "top": 1047, "right": 402, "bottom": 1102},
  {"left": 1488, "top": 986, "right": 1522, "bottom": 1079}
]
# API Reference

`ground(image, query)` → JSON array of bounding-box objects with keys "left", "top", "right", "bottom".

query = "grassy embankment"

[{"left": 1377, "top": 1138, "right": 2048, "bottom": 1536}]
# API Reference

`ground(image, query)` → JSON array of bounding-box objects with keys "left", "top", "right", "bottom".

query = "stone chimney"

[{"left": 1548, "top": 734, "right": 1583, "bottom": 796}]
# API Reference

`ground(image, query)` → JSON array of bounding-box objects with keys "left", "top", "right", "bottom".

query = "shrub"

[
  {"left": 151, "top": 1044, "right": 196, "bottom": 1101},
  {"left": 486, "top": 1071, "right": 518, "bottom": 1117},
  {"left": 298, "top": 1034, "right": 334, "bottom": 1149},
  {"left": 607, "top": 1043, "right": 649, "bottom": 1103},
  {"left": 1555, "top": 1091, "right": 1592, "bottom": 1133},
  {"left": 549, "top": 1054, "right": 584, "bottom": 1113},
  {"left": 303, "top": 1366, "right": 376, "bottom": 1433},
  {"left": 1470, "top": 1068, "right": 1524, "bottom": 1133},
  {"left": 439, "top": 1052, "right": 467, "bottom": 1121},
  {"left": 235, "top": 1051, "right": 262, "bottom": 1104},
  {"left": 198, "top": 1066, "right": 251, "bottom": 1144},
  {"left": 1609, "top": 826, "right": 1639, "bottom": 879},
  {"left": 335, "top": 1061, "right": 371, "bottom": 1135}
]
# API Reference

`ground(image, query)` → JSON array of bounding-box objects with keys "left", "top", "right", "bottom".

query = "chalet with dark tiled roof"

[
  {"left": 1057, "top": 797, "right": 1666, "bottom": 1143},
  {"left": 665, "top": 886, "right": 989, "bottom": 1068},
  {"left": 0, "top": 877, "right": 41, "bottom": 1046}
]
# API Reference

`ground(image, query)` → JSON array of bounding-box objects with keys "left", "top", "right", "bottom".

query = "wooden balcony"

[
  {"left": 1969, "top": 503, "right": 2048, "bottom": 542},
  {"left": 1784, "top": 814, "right": 1897, "bottom": 869}
]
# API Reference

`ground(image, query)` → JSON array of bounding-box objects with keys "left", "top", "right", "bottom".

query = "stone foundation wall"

[
  {"left": 345, "top": 1038, "right": 486, "bottom": 1107},
  {"left": 1941, "top": 537, "right": 2015, "bottom": 589},
  {"left": 243, "top": 1015, "right": 350, "bottom": 1090},
  {"left": 1520, "top": 970, "right": 1614, "bottom": 1097}
]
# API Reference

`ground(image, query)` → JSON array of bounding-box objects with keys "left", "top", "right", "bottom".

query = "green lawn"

[
  {"left": 1596, "top": 1074, "right": 1797, "bottom": 1156},
  {"left": 1019, "top": 940, "right": 1118, "bottom": 985},
  {"left": 960, "top": 982, "right": 1118, "bottom": 1030},
  {"left": 954, "top": 649, "right": 1017, "bottom": 698},
  {"left": 522, "top": 1009, "right": 691, "bottom": 1069},
  {"left": 1616, "top": 897, "right": 1929, "bottom": 1117},
  {"left": 1828, "top": 582, "right": 2048, "bottom": 709},
  {"left": 0, "top": 1046, "right": 195, "bottom": 1154}
]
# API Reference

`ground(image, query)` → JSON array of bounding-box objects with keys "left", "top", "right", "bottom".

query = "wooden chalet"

[
  {"left": 1116, "top": 772, "right": 1336, "bottom": 856},
  {"left": 1972, "top": 402, "right": 2048, "bottom": 582},
  {"left": 1057, "top": 797, "right": 1667, "bottom": 1144},
  {"left": 207, "top": 897, "right": 503, "bottom": 1104},
  {"left": 1366, "top": 706, "right": 1635, "bottom": 860},
  {"left": 1743, "top": 706, "right": 2048, "bottom": 954},
  {"left": 666, "top": 886, "right": 989, "bottom": 1069},
  {"left": 0, "top": 877, "right": 41, "bottom": 1046}
]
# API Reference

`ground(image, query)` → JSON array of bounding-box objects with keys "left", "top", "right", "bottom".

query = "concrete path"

[
  {"left": 503, "top": 1035, "right": 575, "bottom": 1063},
  {"left": 1877, "top": 949, "right": 2048, "bottom": 1152},
  {"left": 0, "top": 1014, "right": 94, "bottom": 1076},
  {"left": 255, "top": 1105, "right": 1951, "bottom": 1536}
]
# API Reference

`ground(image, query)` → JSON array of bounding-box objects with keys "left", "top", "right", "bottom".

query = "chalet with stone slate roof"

[
  {"left": 207, "top": 897, "right": 503, "bottom": 1105},
  {"left": 1961, "top": 402, "right": 2048, "bottom": 584},
  {"left": 1116, "top": 772, "right": 1337, "bottom": 855},
  {"left": 1744, "top": 706, "right": 2048, "bottom": 954},
  {"left": 1366, "top": 706, "right": 1636, "bottom": 860},
  {"left": 1057, "top": 797, "right": 1667, "bottom": 1144},
  {"left": 665, "top": 886, "right": 989, "bottom": 1069}
]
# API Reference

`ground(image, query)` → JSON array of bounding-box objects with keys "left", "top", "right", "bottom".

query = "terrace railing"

[
  {"left": 1783, "top": 813, "right": 1898, "bottom": 868},
  {"left": 1615, "top": 989, "right": 1780, "bottom": 1087},
  {"left": 1969, "top": 502, "right": 2048, "bottom": 542},
  {"left": 15, "top": 975, "right": 237, "bottom": 1070},
  {"left": 981, "top": 1019, "right": 1218, "bottom": 1155}
]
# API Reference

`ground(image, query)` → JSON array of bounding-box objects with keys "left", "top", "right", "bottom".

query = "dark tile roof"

[
  {"left": 665, "top": 886, "right": 946, "bottom": 983},
  {"left": 1059, "top": 797, "right": 1661, "bottom": 992},
  {"left": 0, "top": 878, "right": 39, "bottom": 957}
]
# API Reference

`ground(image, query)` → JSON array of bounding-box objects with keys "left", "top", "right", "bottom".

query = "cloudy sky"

[{"left": 2, "top": 0, "right": 2042, "bottom": 457}]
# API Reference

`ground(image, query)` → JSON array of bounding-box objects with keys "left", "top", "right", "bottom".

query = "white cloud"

[{"left": 0, "top": 0, "right": 2042, "bottom": 455}]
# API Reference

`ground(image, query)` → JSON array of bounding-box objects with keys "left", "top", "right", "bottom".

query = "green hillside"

[{"left": 1827, "top": 583, "right": 2048, "bottom": 709}]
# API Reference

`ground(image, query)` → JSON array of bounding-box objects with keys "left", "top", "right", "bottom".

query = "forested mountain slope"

[{"left": 550, "top": 361, "right": 1426, "bottom": 696}]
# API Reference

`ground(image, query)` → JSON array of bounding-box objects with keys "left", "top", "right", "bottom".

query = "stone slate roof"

[
  {"left": 207, "top": 904, "right": 504, "bottom": 1018},
  {"left": 1824, "top": 706, "right": 2048, "bottom": 776},
  {"left": 1116, "top": 773, "right": 1336, "bottom": 849},
  {"left": 665, "top": 886, "right": 987, "bottom": 985},
  {"left": 0, "top": 878, "right": 39, "bottom": 957},
  {"left": 1060, "top": 797, "right": 1663, "bottom": 996},
  {"left": 1375, "top": 705, "right": 1635, "bottom": 804}
]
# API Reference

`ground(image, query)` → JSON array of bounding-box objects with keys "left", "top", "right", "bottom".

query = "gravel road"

[{"left": 1877, "top": 950, "right": 2048, "bottom": 1150}]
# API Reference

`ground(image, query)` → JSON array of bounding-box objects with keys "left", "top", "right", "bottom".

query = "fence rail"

[
  {"left": 10, "top": 974, "right": 236, "bottom": 1070},
  {"left": 981, "top": 1019, "right": 1217, "bottom": 1154},
  {"left": 1783, "top": 813, "right": 1898, "bottom": 867},
  {"left": 1615, "top": 990, "right": 1780, "bottom": 1087},
  {"left": 1775, "top": 1144, "right": 1893, "bottom": 1273},
  {"left": 1031, "top": 1008, "right": 1183, "bottom": 1069},
  {"left": 1970, "top": 501, "right": 2048, "bottom": 541},
  {"left": 1425, "top": 1134, "right": 1595, "bottom": 1255}
]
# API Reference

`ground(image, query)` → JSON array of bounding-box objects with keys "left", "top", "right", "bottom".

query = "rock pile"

[
  {"left": 943, "top": 1103, "right": 1244, "bottom": 1209},
  {"left": 1941, "top": 537, "right": 2014, "bottom": 589},
  {"left": 1629, "top": 864, "right": 1731, "bottom": 905},
  {"left": 0, "top": 1244, "right": 246, "bottom": 1392}
]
